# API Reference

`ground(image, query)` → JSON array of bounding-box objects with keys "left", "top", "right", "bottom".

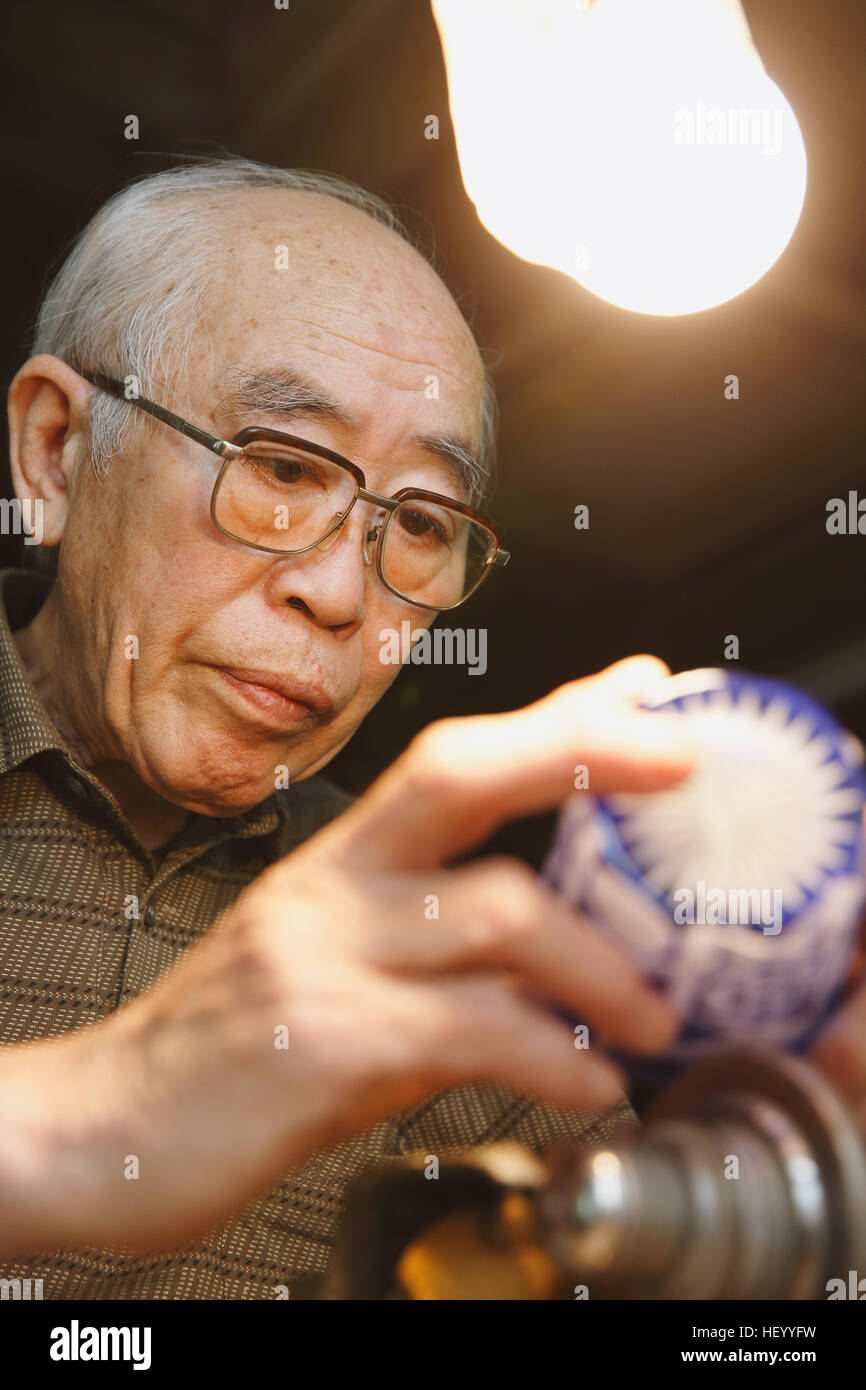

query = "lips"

[{"left": 213, "top": 666, "right": 335, "bottom": 727}]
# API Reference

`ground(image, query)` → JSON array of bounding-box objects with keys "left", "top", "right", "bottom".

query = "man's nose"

[{"left": 265, "top": 510, "right": 375, "bottom": 634}]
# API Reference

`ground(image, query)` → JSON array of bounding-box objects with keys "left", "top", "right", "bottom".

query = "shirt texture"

[{"left": 0, "top": 567, "right": 637, "bottom": 1299}]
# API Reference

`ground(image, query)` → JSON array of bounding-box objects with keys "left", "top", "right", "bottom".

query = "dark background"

[{"left": 1, "top": 0, "right": 864, "bottom": 866}]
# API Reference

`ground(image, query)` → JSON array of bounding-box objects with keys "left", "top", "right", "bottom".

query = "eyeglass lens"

[{"left": 213, "top": 440, "right": 495, "bottom": 607}]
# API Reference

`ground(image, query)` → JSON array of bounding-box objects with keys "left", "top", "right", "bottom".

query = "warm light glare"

[{"left": 432, "top": 0, "right": 808, "bottom": 315}]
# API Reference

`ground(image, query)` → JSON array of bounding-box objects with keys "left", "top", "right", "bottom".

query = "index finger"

[{"left": 328, "top": 655, "right": 695, "bottom": 871}]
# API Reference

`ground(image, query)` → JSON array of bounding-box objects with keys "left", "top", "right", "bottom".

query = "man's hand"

[{"left": 0, "top": 655, "right": 693, "bottom": 1257}]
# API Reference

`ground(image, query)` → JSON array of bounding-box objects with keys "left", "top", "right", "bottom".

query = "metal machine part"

[
  {"left": 316, "top": 1046, "right": 866, "bottom": 1299},
  {"left": 543, "top": 1046, "right": 866, "bottom": 1298}
]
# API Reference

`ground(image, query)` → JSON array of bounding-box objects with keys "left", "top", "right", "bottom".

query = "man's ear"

[{"left": 7, "top": 355, "right": 94, "bottom": 547}]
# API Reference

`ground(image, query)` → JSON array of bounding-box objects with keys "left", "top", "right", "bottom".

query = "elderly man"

[{"left": 0, "top": 158, "right": 861, "bottom": 1301}]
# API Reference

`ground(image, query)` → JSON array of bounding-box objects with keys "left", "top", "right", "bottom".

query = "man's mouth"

[{"left": 212, "top": 666, "right": 334, "bottom": 729}]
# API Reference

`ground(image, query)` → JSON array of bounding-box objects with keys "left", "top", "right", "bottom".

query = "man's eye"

[
  {"left": 398, "top": 508, "right": 448, "bottom": 542},
  {"left": 247, "top": 453, "right": 320, "bottom": 485},
  {"left": 270, "top": 458, "right": 311, "bottom": 483}
]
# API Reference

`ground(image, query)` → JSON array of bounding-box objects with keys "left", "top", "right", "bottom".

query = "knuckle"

[
  {"left": 474, "top": 857, "right": 544, "bottom": 941},
  {"left": 393, "top": 992, "right": 463, "bottom": 1081},
  {"left": 430, "top": 979, "right": 508, "bottom": 1049},
  {"left": 405, "top": 718, "right": 477, "bottom": 795}
]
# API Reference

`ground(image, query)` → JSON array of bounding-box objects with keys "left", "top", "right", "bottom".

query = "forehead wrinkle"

[
  {"left": 276, "top": 278, "right": 477, "bottom": 353},
  {"left": 234, "top": 273, "right": 482, "bottom": 386},
  {"left": 270, "top": 316, "right": 478, "bottom": 391}
]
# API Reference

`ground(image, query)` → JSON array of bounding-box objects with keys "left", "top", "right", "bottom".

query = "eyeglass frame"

[{"left": 80, "top": 370, "right": 511, "bottom": 612}]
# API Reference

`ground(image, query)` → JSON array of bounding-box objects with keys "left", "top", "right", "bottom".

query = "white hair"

[{"left": 33, "top": 157, "right": 497, "bottom": 503}]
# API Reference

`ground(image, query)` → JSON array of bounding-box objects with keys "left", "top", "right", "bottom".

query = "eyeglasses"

[{"left": 81, "top": 371, "right": 510, "bottom": 612}]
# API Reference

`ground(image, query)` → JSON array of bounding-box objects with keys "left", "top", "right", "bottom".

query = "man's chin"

[
  {"left": 146, "top": 766, "right": 283, "bottom": 820},
  {"left": 138, "top": 716, "right": 349, "bottom": 818},
  {"left": 173, "top": 780, "right": 282, "bottom": 818}
]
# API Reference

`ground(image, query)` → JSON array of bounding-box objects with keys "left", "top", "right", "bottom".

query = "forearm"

[
  {"left": 0, "top": 968, "right": 310, "bottom": 1260},
  {"left": 0, "top": 1041, "right": 72, "bottom": 1256},
  {"left": 0, "top": 1029, "right": 134, "bottom": 1258}
]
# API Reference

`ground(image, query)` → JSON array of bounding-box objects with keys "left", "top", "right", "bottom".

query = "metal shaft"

[{"left": 541, "top": 1046, "right": 866, "bottom": 1299}]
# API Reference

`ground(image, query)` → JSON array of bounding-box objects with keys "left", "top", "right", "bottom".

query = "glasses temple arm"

[{"left": 82, "top": 371, "right": 239, "bottom": 459}]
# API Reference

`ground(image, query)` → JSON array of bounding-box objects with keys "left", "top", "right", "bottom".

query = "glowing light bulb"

[{"left": 432, "top": 0, "right": 808, "bottom": 316}]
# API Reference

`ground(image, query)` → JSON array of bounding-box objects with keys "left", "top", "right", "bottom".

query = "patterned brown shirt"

[{"left": 0, "top": 567, "right": 636, "bottom": 1299}]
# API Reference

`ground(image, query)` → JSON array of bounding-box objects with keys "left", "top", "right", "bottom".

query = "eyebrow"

[{"left": 216, "top": 367, "right": 479, "bottom": 498}]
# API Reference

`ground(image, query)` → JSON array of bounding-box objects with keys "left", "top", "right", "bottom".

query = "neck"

[
  {"left": 13, "top": 595, "right": 189, "bottom": 852},
  {"left": 86, "top": 760, "right": 190, "bottom": 851}
]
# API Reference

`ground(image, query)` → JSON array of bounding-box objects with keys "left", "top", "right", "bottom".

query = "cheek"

[
  {"left": 100, "top": 459, "right": 247, "bottom": 632},
  {"left": 130, "top": 453, "right": 215, "bottom": 562},
  {"left": 64, "top": 446, "right": 215, "bottom": 598}
]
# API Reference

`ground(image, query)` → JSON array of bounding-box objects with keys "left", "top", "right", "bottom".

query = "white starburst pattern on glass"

[{"left": 605, "top": 688, "right": 863, "bottom": 919}]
